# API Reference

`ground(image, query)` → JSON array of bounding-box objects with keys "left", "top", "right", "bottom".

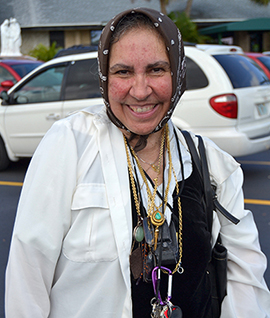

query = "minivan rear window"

[{"left": 213, "top": 54, "right": 270, "bottom": 88}]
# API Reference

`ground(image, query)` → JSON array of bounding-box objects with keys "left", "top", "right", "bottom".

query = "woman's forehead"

[{"left": 109, "top": 28, "right": 169, "bottom": 65}]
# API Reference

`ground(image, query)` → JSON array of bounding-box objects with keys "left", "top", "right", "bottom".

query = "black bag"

[{"left": 181, "top": 131, "right": 240, "bottom": 318}]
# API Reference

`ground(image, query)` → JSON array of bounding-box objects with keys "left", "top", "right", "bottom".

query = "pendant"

[
  {"left": 133, "top": 224, "right": 144, "bottom": 242},
  {"left": 151, "top": 164, "right": 159, "bottom": 173},
  {"left": 130, "top": 247, "right": 143, "bottom": 280},
  {"left": 150, "top": 210, "right": 165, "bottom": 227}
]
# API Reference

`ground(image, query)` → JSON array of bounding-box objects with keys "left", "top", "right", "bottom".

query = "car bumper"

[{"left": 186, "top": 127, "right": 270, "bottom": 157}]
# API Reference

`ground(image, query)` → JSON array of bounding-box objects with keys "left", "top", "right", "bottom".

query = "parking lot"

[{"left": 0, "top": 148, "right": 269, "bottom": 317}]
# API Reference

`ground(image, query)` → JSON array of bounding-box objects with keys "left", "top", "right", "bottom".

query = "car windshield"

[
  {"left": 257, "top": 56, "right": 270, "bottom": 72},
  {"left": 10, "top": 62, "right": 43, "bottom": 78},
  {"left": 213, "top": 54, "right": 270, "bottom": 88}
]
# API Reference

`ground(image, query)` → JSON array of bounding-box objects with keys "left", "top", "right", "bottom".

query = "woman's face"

[{"left": 108, "top": 28, "right": 172, "bottom": 136}]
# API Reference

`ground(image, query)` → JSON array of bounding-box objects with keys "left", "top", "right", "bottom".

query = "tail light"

[{"left": 209, "top": 94, "right": 238, "bottom": 118}]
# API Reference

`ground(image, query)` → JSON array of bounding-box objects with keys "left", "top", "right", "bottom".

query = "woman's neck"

[{"left": 124, "top": 128, "right": 166, "bottom": 185}]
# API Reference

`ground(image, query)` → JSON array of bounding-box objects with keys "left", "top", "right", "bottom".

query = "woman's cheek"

[
  {"left": 154, "top": 78, "right": 172, "bottom": 101},
  {"left": 108, "top": 80, "right": 129, "bottom": 101}
]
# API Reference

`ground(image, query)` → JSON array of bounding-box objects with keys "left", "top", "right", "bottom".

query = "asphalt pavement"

[{"left": 0, "top": 151, "right": 270, "bottom": 317}]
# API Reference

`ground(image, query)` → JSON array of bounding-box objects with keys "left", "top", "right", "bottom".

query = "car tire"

[{"left": 0, "top": 137, "right": 10, "bottom": 170}]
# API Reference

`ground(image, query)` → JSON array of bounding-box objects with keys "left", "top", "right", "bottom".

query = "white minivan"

[
  {"left": 0, "top": 45, "right": 270, "bottom": 169},
  {"left": 173, "top": 44, "right": 270, "bottom": 157}
]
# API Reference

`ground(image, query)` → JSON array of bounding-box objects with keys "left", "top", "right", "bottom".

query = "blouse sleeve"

[
  {"left": 5, "top": 119, "right": 78, "bottom": 317},
  {"left": 204, "top": 138, "right": 270, "bottom": 318}
]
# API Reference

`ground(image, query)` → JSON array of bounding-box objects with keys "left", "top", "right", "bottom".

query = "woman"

[{"left": 5, "top": 7, "right": 270, "bottom": 318}]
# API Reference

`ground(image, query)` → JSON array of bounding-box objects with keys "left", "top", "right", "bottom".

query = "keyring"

[{"left": 152, "top": 266, "right": 173, "bottom": 305}]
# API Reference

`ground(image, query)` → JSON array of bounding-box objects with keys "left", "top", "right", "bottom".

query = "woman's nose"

[{"left": 129, "top": 75, "right": 152, "bottom": 101}]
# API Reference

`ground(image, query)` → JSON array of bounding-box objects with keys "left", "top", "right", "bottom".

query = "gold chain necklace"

[
  {"left": 123, "top": 124, "right": 183, "bottom": 274},
  {"left": 129, "top": 126, "right": 168, "bottom": 228},
  {"left": 135, "top": 152, "right": 160, "bottom": 173}
]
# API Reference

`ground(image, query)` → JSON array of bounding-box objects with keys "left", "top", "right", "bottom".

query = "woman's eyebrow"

[
  {"left": 109, "top": 64, "right": 133, "bottom": 72},
  {"left": 147, "top": 61, "right": 171, "bottom": 69}
]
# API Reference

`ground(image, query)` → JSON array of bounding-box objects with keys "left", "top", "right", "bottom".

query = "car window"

[
  {"left": 257, "top": 56, "right": 270, "bottom": 71},
  {"left": 13, "top": 65, "right": 66, "bottom": 104},
  {"left": 213, "top": 54, "right": 270, "bottom": 88},
  {"left": 185, "top": 57, "right": 208, "bottom": 90},
  {"left": 63, "top": 59, "right": 101, "bottom": 100},
  {"left": 10, "top": 62, "right": 43, "bottom": 78},
  {"left": 0, "top": 65, "right": 16, "bottom": 82}
]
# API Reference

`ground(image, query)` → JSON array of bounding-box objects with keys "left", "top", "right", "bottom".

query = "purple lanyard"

[{"left": 152, "top": 266, "right": 173, "bottom": 306}]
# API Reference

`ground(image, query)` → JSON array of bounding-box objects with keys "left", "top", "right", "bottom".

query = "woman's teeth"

[{"left": 129, "top": 105, "right": 156, "bottom": 113}]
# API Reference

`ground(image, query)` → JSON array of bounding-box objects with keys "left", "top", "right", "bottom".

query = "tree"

[
  {"left": 168, "top": 11, "right": 211, "bottom": 43},
  {"left": 184, "top": 0, "right": 193, "bottom": 17}
]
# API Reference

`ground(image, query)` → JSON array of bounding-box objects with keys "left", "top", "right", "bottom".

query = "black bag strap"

[{"left": 181, "top": 130, "right": 240, "bottom": 231}]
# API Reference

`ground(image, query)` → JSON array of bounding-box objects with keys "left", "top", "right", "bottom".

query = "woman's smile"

[{"left": 128, "top": 104, "right": 157, "bottom": 113}]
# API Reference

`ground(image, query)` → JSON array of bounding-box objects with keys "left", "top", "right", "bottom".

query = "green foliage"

[
  {"left": 28, "top": 42, "right": 62, "bottom": 62},
  {"left": 250, "top": 0, "right": 270, "bottom": 4},
  {"left": 168, "top": 11, "right": 211, "bottom": 44}
]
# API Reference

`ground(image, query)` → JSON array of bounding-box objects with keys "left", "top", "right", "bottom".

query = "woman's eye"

[
  {"left": 116, "top": 70, "right": 130, "bottom": 75},
  {"left": 151, "top": 67, "right": 164, "bottom": 74}
]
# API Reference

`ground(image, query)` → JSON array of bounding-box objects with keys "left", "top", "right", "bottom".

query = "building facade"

[{"left": 1, "top": 0, "right": 270, "bottom": 55}]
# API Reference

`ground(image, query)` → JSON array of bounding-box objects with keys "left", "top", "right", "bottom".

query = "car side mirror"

[
  {"left": 0, "top": 90, "right": 10, "bottom": 103},
  {"left": 1, "top": 80, "right": 15, "bottom": 90}
]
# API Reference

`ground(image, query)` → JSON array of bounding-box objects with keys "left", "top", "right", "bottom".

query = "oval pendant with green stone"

[{"left": 134, "top": 225, "right": 144, "bottom": 242}]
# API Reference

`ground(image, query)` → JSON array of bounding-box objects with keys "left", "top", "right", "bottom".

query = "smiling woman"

[{"left": 5, "top": 7, "right": 270, "bottom": 318}]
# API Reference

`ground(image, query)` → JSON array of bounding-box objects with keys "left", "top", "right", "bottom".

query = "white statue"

[{"left": 1, "top": 18, "right": 22, "bottom": 56}]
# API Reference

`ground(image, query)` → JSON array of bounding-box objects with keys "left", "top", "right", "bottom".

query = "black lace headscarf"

[{"left": 98, "top": 7, "right": 186, "bottom": 150}]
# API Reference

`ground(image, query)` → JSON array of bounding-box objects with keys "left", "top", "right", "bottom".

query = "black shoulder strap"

[{"left": 181, "top": 130, "right": 240, "bottom": 230}]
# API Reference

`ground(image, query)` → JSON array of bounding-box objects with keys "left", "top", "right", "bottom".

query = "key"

[
  {"left": 151, "top": 302, "right": 162, "bottom": 318},
  {"left": 160, "top": 304, "right": 169, "bottom": 317},
  {"left": 164, "top": 305, "right": 182, "bottom": 318}
]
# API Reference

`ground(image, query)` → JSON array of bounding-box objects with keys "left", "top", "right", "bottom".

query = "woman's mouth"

[{"left": 129, "top": 104, "right": 157, "bottom": 113}]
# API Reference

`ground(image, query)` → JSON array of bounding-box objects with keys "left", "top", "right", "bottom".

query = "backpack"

[{"left": 181, "top": 130, "right": 240, "bottom": 317}]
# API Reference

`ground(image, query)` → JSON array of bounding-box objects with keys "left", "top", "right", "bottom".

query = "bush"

[
  {"left": 168, "top": 11, "right": 211, "bottom": 44},
  {"left": 28, "top": 42, "right": 62, "bottom": 62}
]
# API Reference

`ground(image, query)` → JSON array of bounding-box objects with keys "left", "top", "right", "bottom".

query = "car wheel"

[{"left": 0, "top": 137, "right": 10, "bottom": 170}]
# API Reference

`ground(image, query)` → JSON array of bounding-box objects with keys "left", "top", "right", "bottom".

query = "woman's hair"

[{"left": 110, "top": 12, "right": 159, "bottom": 45}]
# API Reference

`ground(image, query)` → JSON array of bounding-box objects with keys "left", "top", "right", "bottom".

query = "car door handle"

[{"left": 46, "top": 113, "right": 61, "bottom": 120}]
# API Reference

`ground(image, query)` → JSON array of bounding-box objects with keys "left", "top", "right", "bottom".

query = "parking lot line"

[
  {"left": 244, "top": 199, "right": 270, "bottom": 206},
  {"left": 239, "top": 160, "right": 270, "bottom": 165},
  {"left": 0, "top": 181, "right": 23, "bottom": 186}
]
